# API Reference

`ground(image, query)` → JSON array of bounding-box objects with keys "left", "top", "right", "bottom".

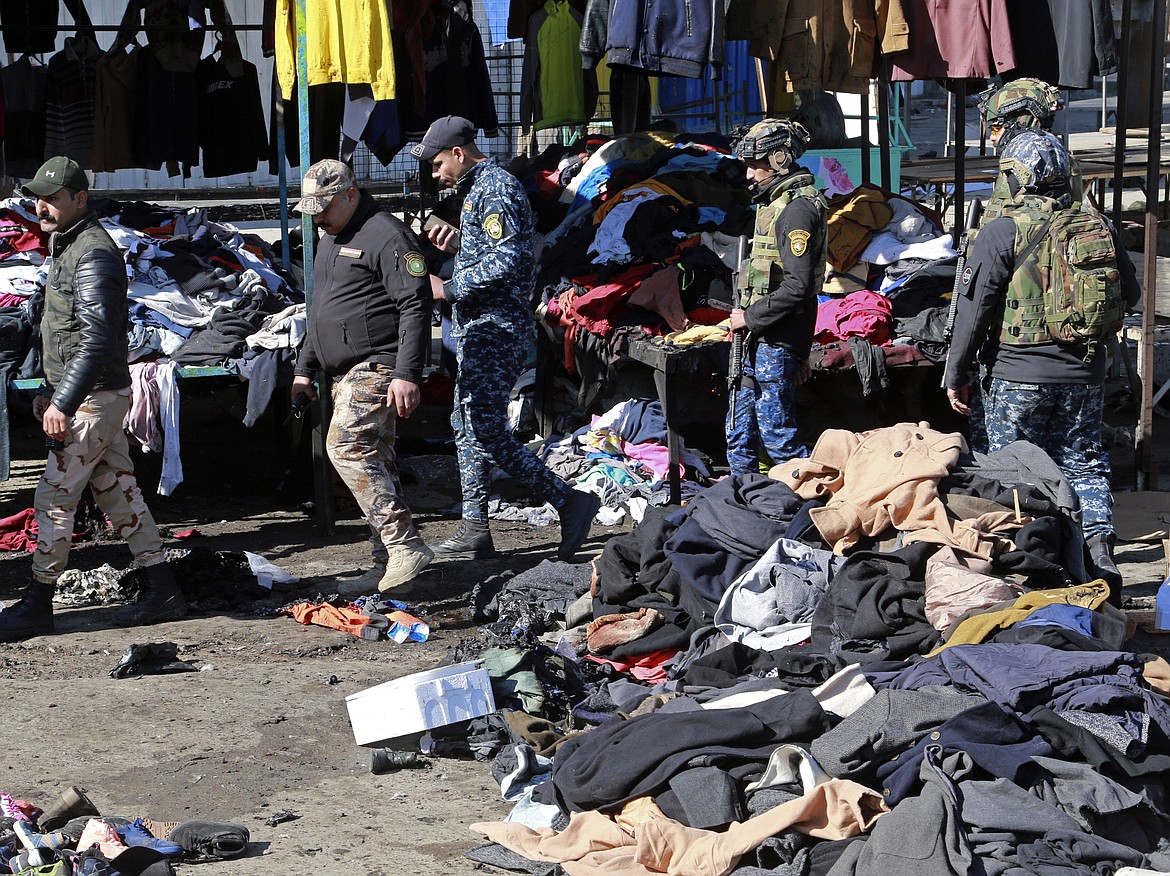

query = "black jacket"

[
  {"left": 42, "top": 212, "right": 132, "bottom": 417},
  {"left": 295, "top": 192, "right": 432, "bottom": 382}
]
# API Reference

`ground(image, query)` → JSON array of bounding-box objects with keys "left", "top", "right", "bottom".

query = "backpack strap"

[{"left": 1015, "top": 213, "right": 1055, "bottom": 267}]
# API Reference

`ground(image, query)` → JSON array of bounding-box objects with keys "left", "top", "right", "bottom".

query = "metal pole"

[
  {"left": 1137, "top": 0, "right": 1166, "bottom": 489},
  {"left": 953, "top": 79, "right": 966, "bottom": 241},
  {"left": 294, "top": 0, "right": 334, "bottom": 533},
  {"left": 860, "top": 91, "right": 871, "bottom": 184},
  {"left": 1112, "top": 0, "right": 1133, "bottom": 227},
  {"left": 878, "top": 67, "right": 892, "bottom": 189}
]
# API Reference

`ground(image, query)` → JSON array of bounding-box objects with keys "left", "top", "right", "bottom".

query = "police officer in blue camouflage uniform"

[
  {"left": 726, "top": 119, "right": 826, "bottom": 475},
  {"left": 411, "top": 117, "right": 600, "bottom": 561},
  {"left": 944, "top": 131, "right": 1140, "bottom": 602}
]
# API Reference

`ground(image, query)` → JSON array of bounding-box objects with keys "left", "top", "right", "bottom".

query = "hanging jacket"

[
  {"left": 520, "top": 0, "right": 596, "bottom": 131},
  {"left": 888, "top": 0, "right": 1016, "bottom": 82},
  {"left": 745, "top": 0, "right": 910, "bottom": 94},
  {"left": 604, "top": 0, "right": 726, "bottom": 80},
  {"left": 275, "top": 0, "right": 397, "bottom": 102}
]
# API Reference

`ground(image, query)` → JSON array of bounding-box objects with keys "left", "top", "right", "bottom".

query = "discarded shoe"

[
  {"left": 116, "top": 819, "right": 184, "bottom": 857},
  {"left": 335, "top": 563, "right": 387, "bottom": 598},
  {"left": 1, "top": 790, "right": 34, "bottom": 821},
  {"left": 76, "top": 819, "right": 128, "bottom": 859},
  {"left": 113, "top": 563, "right": 188, "bottom": 626},
  {"left": 370, "top": 748, "right": 428, "bottom": 775},
  {"left": 557, "top": 491, "right": 601, "bottom": 561},
  {"left": 38, "top": 786, "right": 99, "bottom": 832},
  {"left": 167, "top": 820, "right": 250, "bottom": 862},
  {"left": 377, "top": 544, "right": 433, "bottom": 596},
  {"left": 428, "top": 519, "right": 495, "bottom": 560},
  {"left": 1087, "top": 534, "right": 1123, "bottom": 606},
  {"left": 0, "top": 580, "right": 55, "bottom": 643},
  {"left": 14, "top": 820, "right": 73, "bottom": 851},
  {"left": 6, "top": 847, "right": 67, "bottom": 873},
  {"left": 139, "top": 819, "right": 180, "bottom": 840}
]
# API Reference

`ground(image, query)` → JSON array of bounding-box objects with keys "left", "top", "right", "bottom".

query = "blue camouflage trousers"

[
  {"left": 984, "top": 378, "right": 1113, "bottom": 539},
  {"left": 453, "top": 325, "right": 570, "bottom": 521},
  {"left": 964, "top": 378, "right": 989, "bottom": 455},
  {"left": 726, "top": 340, "right": 807, "bottom": 476}
]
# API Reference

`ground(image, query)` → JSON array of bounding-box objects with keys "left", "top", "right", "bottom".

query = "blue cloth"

[{"left": 1016, "top": 604, "right": 1096, "bottom": 637}]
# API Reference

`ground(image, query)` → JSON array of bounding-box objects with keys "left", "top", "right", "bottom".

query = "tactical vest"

[{"left": 743, "top": 172, "right": 827, "bottom": 307}]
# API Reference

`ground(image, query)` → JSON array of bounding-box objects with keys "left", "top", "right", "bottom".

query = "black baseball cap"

[
  {"left": 21, "top": 156, "right": 90, "bottom": 198},
  {"left": 409, "top": 116, "right": 478, "bottom": 162}
]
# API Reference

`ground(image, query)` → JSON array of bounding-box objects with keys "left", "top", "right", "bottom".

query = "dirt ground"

[{"left": 1, "top": 383, "right": 1167, "bottom": 875}]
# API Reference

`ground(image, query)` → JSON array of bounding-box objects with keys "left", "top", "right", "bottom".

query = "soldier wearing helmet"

[
  {"left": 944, "top": 130, "right": 1140, "bottom": 603},
  {"left": 725, "top": 118, "right": 827, "bottom": 474}
]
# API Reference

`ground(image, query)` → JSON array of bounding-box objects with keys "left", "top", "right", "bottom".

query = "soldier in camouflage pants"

[{"left": 413, "top": 116, "right": 599, "bottom": 561}]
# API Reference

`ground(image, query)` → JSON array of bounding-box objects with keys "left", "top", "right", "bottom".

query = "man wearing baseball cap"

[
  {"left": 411, "top": 117, "right": 600, "bottom": 562},
  {"left": 0, "top": 157, "right": 187, "bottom": 642},
  {"left": 291, "top": 159, "right": 434, "bottom": 596}
]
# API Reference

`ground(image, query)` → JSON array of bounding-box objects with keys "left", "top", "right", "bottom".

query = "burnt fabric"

[
  {"left": 682, "top": 642, "right": 840, "bottom": 690},
  {"left": 550, "top": 689, "right": 830, "bottom": 813},
  {"left": 811, "top": 542, "right": 940, "bottom": 664},
  {"left": 663, "top": 473, "right": 803, "bottom": 617}
]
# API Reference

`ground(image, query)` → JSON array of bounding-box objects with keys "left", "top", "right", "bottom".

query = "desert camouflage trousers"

[
  {"left": 33, "top": 388, "right": 164, "bottom": 584},
  {"left": 328, "top": 363, "right": 422, "bottom": 564}
]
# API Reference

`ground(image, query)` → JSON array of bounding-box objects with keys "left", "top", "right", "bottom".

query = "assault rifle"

[
  {"left": 727, "top": 234, "right": 750, "bottom": 428},
  {"left": 942, "top": 198, "right": 984, "bottom": 386}
]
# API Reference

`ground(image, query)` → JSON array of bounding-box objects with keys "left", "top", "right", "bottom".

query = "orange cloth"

[
  {"left": 593, "top": 179, "right": 692, "bottom": 224},
  {"left": 288, "top": 601, "right": 370, "bottom": 637},
  {"left": 826, "top": 188, "right": 892, "bottom": 271}
]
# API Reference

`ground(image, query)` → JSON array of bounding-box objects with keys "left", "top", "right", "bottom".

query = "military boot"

[
  {"left": 0, "top": 580, "right": 55, "bottom": 643},
  {"left": 114, "top": 563, "right": 188, "bottom": 626},
  {"left": 428, "top": 520, "right": 495, "bottom": 559},
  {"left": 1087, "top": 534, "right": 1123, "bottom": 607}
]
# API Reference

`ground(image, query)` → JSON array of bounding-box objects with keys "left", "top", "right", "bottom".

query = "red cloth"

[
  {"left": 0, "top": 508, "right": 37, "bottom": 552},
  {"left": 567, "top": 263, "right": 659, "bottom": 336},
  {"left": 815, "top": 290, "right": 893, "bottom": 345},
  {"left": 584, "top": 647, "right": 679, "bottom": 684},
  {"left": 0, "top": 210, "right": 48, "bottom": 259}
]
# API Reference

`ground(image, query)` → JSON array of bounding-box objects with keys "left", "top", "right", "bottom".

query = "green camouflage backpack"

[{"left": 1001, "top": 199, "right": 1125, "bottom": 360}]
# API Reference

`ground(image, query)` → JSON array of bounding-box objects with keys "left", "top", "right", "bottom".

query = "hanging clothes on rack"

[
  {"left": 197, "top": 38, "right": 269, "bottom": 178},
  {"left": 274, "top": 0, "right": 397, "bottom": 103},
  {"left": 887, "top": 0, "right": 1016, "bottom": 81},
  {"left": 0, "top": 0, "right": 60, "bottom": 56},
  {"left": 520, "top": 0, "right": 597, "bottom": 132},
  {"left": 508, "top": 0, "right": 586, "bottom": 39},
  {"left": 44, "top": 34, "right": 102, "bottom": 167},
  {"left": 270, "top": 75, "right": 346, "bottom": 169},
  {"left": 1000, "top": 0, "right": 1117, "bottom": 90},
  {"left": 133, "top": 44, "right": 201, "bottom": 173},
  {"left": 92, "top": 42, "right": 143, "bottom": 172},
  {"left": 743, "top": 0, "right": 910, "bottom": 94},
  {"left": 116, "top": 0, "right": 233, "bottom": 74},
  {"left": 603, "top": 0, "right": 726, "bottom": 80},
  {"left": 398, "top": 0, "right": 498, "bottom": 141},
  {"left": 0, "top": 55, "right": 49, "bottom": 180}
]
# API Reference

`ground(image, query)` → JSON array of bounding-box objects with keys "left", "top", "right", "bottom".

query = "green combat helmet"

[
  {"left": 732, "top": 118, "right": 812, "bottom": 171},
  {"left": 978, "top": 78, "right": 1064, "bottom": 148}
]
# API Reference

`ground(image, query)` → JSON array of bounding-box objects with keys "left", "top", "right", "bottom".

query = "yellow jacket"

[{"left": 276, "top": 0, "right": 396, "bottom": 102}]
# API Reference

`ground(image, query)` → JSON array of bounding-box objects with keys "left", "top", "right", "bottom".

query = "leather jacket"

[{"left": 42, "top": 212, "right": 132, "bottom": 416}]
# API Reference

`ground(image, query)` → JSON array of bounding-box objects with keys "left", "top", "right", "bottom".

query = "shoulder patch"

[
  {"left": 404, "top": 251, "right": 427, "bottom": 277},
  {"left": 961, "top": 265, "right": 974, "bottom": 285},
  {"left": 787, "top": 229, "right": 811, "bottom": 257},
  {"left": 483, "top": 213, "right": 504, "bottom": 241}
]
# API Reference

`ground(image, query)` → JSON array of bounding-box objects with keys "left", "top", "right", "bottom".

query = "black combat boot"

[
  {"left": 0, "top": 580, "right": 56, "bottom": 642},
  {"left": 428, "top": 519, "right": 495, "bottom": 559},
  {"left": 114, "top": 562, "right": 188, "bottom": 626},
  {"left": 1086, "top": 534, "right": 1123, "bottom": 607}
]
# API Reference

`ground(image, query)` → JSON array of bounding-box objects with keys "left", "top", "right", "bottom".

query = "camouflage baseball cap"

[{"left": 294, "top": 159, "right": 357, "bottom": 215}]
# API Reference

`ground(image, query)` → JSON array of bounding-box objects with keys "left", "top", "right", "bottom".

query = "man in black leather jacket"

[{"left": 0, "top": 157, "right": 186, "bottom": 643}]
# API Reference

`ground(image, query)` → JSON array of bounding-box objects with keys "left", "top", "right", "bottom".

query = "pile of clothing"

[
  {"left": 438, "top": 423, "right": 1170, "bottom": 876},
  {"left": 0, "top": 196, "right": 303, "bottom": 494}
]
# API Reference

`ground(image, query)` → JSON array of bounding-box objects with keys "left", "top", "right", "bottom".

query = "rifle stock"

[
  {"left": 942, "top": 198, "right": 983, "bottom": 387},
  {"left": 728, "top": 234, "right": 750, "bottom": 428}
]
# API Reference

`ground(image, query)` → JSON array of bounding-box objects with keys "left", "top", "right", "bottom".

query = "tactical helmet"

[
  {"left": 978, "top": 78, "right": 1064, "bottom": 146},
  {"left": 733, "top": 118, "right": 811, "bottom": 171},
  {"left": 998, "top": 130, "right": 1072, "bottom": 194}
]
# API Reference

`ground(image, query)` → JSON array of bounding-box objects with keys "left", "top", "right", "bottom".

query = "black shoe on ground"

[
  {"left": 114, "top": 563, "right": 188, "bottom": 626},
  {"left": 557, "top": 491, "right": 601, "bottom": 561},
  {"left": 428, "top": 520, "right": 496, "bottom": 559},
  {"left": 0, "top": 580, "right": 55, "bottom": 643}
]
